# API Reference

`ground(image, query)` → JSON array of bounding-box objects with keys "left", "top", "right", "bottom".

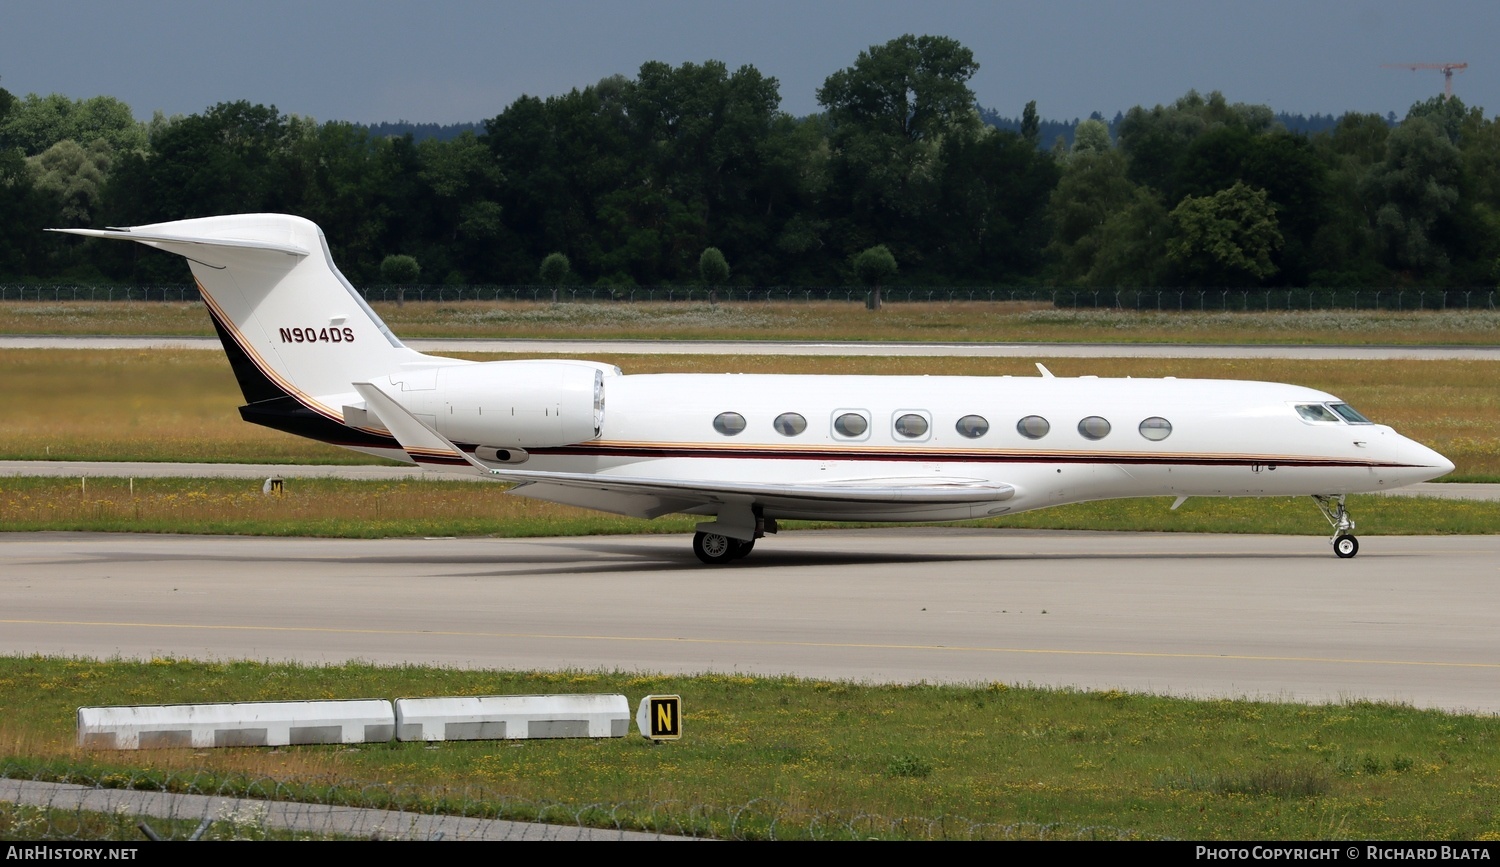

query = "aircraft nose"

[{"left": 1399, "top": 436, "right": 1455, "bottom": 482}]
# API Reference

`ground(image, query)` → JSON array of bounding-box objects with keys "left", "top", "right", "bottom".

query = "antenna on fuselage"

[{"left": 1035, "top": 363, "right": 1055, "bottom": 378}]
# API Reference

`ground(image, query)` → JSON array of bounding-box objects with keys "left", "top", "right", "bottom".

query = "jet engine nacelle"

[{"left": 384, "top": 360, "right": 610, "bottom": 448}]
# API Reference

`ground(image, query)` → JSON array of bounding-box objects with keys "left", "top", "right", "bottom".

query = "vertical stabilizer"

[{"left": 53, "top": 214, "right": 430, "bottom": 418}]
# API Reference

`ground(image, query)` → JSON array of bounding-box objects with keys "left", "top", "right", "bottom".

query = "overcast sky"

[{"left": 3, "top": 0, "right": 1495, "bottom": 126}]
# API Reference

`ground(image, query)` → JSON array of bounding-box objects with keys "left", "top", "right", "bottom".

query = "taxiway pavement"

[{"left": 3, "top": 529, "right": 1497, "bottom": 713}]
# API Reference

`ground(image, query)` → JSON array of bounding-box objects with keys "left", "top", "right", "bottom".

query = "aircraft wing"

[
  {"left": 486, "top": 467, "right": 1014, "bottom": 519},
  {"left": 354, "top": 381, "right": 1014, "bottom": 519}
]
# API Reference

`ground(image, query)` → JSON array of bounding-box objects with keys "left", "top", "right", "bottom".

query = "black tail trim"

[
  {"left": 206, "top": 304, "right": 287, "bottom": 405},
  {"left": 238, "top": 396, "right": 401, "bottom": 450}
]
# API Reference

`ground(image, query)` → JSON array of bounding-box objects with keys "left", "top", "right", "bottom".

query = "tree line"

[{"left": 2, "top": 36, "right": 1497, "bottom": 291}]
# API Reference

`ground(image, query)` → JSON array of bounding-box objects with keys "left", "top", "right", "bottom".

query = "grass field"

[
  {"left": 3, "top": 348, "right": 1497, "bottom": 479},
  {"left": 2, "top": 476, "right": 1497, "bottom": 537},
  {"left": 3, "top": 658, "right": 1499, "bottom": 840},
  {"left": 4, "top": 299, "right": 1500, "bottom": 345}
]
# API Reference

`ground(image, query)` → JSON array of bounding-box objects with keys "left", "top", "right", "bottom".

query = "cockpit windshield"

[
  {"left": 1295, "top": 402, "right": 1374, "bottom": 424},
  {"left": 1327, "top": 403, "right": 1373, "bottom": 424},
  {"left": 1295, "top": 404, "right": 1340, "bottom": 423}
]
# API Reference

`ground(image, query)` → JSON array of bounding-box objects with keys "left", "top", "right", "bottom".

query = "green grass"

[
  {"left": 4, "top": 299, "right": 1500, "bottom": 345},
  {"left": 3, "top": 657, "right": 1499, "bottom": 840},
  {"left": 1, "top": 476, "right": 1496, "bottom": 537}
]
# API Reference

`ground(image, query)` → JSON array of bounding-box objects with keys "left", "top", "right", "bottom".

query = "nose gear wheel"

[{"left": 1313, "top": 495, "right": 1359, "bottom": 559}]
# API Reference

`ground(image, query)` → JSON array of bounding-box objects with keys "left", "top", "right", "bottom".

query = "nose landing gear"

[{"left": 1313, "top": 494, "right": 1359, "bottom": 559}]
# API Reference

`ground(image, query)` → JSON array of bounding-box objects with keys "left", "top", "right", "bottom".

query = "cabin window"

[
  {"left": 713, "top": 412, "right": 747, "bottom": 436},
  {"left": 1138, "top": 417, "right": 1172, "bottom": 441},
  {"left": 1295, "top": 403, "right": 1340, "bottom": 423},
  {"left": 1017, "top": 415, "right": 1050, "bottom": 439},
  {"left": 1328, "top": 403, "right": 1373, "bottom": 424},
  {"left": 773, "top": 412, "right": 807, "bottom": 436},
  {"left": 956, "top": 415, "right": 989, "bottom": 439},
  {"left": 833, "top": 412, "right": 869, "bottom": 438},
  {"left": 1078, "top": 416, "right": 1111, "bottom": 440},
  {"left": 894, "top": 413, "right": 929, "bottom": 438}
]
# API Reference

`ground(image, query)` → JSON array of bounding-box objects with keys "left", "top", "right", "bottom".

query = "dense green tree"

[
  {"left": 1361, "top": 116, "right": 1462, "bottom": 278},
  {"left": 379, "top": 253, "right": 421, "bottom": 284},
  {"left": 104, "top": 101, "right": 297, "bottom": 225},
  {"left": 27, "top": 138, "right": 112, "bottom": 226},
  {"left": 1117, "top": 90, "right": 1276, "bottom": 202},
  {"left": 0, "top": 93, "right": 145, "bottom": 156},
  {"left": 1084, "top": 188, "right": 1171, "bottom": 288},
  {"left": 1453, "top": 111, "right": 1500, "bottom": 285},
  {"left": 539, "top": 252, "right": 569, "bottom": 302},
  {"left": 417, "top": 131, "right": 505, "bottom": 282},
  {"left": 1020, "top": 100, "right": 1040, "bottom": 146},
  {"left": 1173, "top": 126, "right": 1325, "bottom": 283},
  {"left": 1071, "top": 118, "right": 1111, "bottom": 155},
  {"left": 852, "top": 244, "right": 897, "bottom": 309},
  {"left": 1404, "top": 95, "right": 1482, "bottom": 145},
  {"left": 1305, "top": 113, "right": 1391, "bottom": 286},
  {"left": 1167, "top": 181, "right": 1282, "bottom": 285},
  {"left": 818, "top": 35, "right": 980, "bottom": 267},
  {"left": 1045, "top": 149, "right": 1139, "bottom": 283},
  {"left": 11, "top": 67, "right": 1500, "bottom": 290},
  {"left": 934, "top": 125, "right": 1060, "bottom": 280},
  {"left": 698, "top": 246, "right": 729, "bottom": 297},
  {"left": 0, "top": 146, "right": 56, "bottom": 278}
]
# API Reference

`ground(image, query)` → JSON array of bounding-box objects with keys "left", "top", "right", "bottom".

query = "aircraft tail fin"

[{"left": 52, "top": 215, "right": 428, "bottom": 417}]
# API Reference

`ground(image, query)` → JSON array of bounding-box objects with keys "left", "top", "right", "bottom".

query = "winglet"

[{"left": 351, "top": 382, "right": 488, "bottom": 475}]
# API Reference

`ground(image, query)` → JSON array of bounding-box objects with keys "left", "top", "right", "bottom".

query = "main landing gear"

[
  {"left": 692, "top": 531, "right": 755, "bottom": 565},
  {"left": 1313, "top": 494, "right": 1359, "bottom": 559},
  {"left": 692, "top": 509, "right": 777, "bottom": 565}
]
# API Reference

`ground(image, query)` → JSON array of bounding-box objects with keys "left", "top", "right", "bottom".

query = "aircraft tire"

[
  {"left": 693, "top": 531, "right": 737, "bottom": 565},
  {"left": 730, "top": 538, "right": 755, "bottom": 560},
  {"left": 1334, "top": 534, "right": 1359, "bottom": 559}
]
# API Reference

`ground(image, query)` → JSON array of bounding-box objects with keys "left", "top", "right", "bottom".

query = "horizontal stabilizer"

[{"left": 49, "top": 226, "right": 309, "bottom": 258}]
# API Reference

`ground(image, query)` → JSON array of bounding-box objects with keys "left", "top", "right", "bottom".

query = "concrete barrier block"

[
  {"left": 394, "top": 694, "right": 629, "bottom": 741},
  {"left": 78, "top": 700, "right": 395, "bottom": 750}
]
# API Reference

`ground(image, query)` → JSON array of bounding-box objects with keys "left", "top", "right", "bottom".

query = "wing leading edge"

[{"left": 353, "top": 381, "right": 1015, "bottom": 520}]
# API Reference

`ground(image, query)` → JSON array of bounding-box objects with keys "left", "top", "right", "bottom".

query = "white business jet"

[{"left": 55, "top": 215, "right": 1454, "bottom": 563}]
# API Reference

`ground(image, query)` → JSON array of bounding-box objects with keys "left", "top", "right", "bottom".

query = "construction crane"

[{"left": 1383, "top": 62, "right": 1469, "bottom": 99}]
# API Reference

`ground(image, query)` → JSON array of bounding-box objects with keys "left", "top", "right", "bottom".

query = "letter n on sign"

[{"left": 636, "top": 695, "right": 682, "bottom": 741}]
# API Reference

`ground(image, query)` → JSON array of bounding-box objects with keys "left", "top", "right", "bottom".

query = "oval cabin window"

[
  {"left": 834, "top": 413, "right": 868, "bottom": 437},
  {"left": 1138, "top": 417, "right": 1172, "bottom": 441},
  {"left": 1078, "top": 416, "right": 1111, "bottom": 440},
  {"left": 773, "top": 412, "right": 807, "bottom": 436},
  {"left": 894, "top": 413, "right": 929, "bottom": 438},
  {"left": 713, "top": 412, "right": 747, "bottom": 436},
  {"left": 1016, "top": 415, "right": 1050, "bottom": 439},
  {"left": 955, "top": 415, "right": 989, "bottom": 438}
]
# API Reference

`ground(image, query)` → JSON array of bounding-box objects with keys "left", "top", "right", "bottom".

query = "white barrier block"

[
  {"left": 78, "top": 700, "right": 395, "bottom": 750},
  {"left": 394, "top": 694, "right": 629, "bottom": 742}
]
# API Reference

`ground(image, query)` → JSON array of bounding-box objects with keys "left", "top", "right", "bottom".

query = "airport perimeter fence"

[
  {"left": 2, "top": 283, "right": 1497, "bottom": 310},
  {"left": 0, "top": 767, "right": 1166, "bottom": 842}
]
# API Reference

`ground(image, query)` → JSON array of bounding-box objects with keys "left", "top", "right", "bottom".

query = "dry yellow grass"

[
  {"left": 3, "top": 348, "right": 1494, "bottom": 477},
  {"left": 4, "top": 299, "right": 1500, "bottom": 344}
]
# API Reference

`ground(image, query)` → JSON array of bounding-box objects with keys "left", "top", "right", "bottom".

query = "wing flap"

[{"left": 490, "top": 467, "right": 1013, "bottom": 505}]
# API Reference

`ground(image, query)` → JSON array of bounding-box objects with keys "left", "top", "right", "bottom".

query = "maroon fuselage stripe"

[{"left": 527, "top": 443, "right": 1417, "bottom": 470}]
